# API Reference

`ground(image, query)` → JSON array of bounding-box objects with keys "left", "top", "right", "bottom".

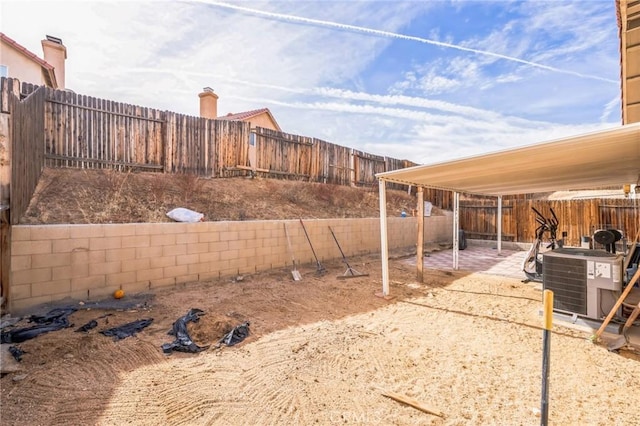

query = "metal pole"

[
  {"left": 328, "top": 226, "right": 349, "bottom": 266},
  {"left": 299, "top": 219, "right": 325, "bottom": 274},
  {"left": 497, "top": 196, "right": 502, "bottom": 255},
  {"left": 453, "top": 192, "right": 459, "bottom": 270},
  {"left": 416, "top": 187, "right": 424, "bottom": 283},
  {"left": 541, "top": 289, "right": 553, "bottom": 426},
  {"left": 379, "top": 179, "right": 390, "bottom": 296}
]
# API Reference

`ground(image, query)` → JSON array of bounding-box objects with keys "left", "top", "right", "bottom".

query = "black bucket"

[{"left": 458, "top": 229, "right": 467, "bottom": 250}]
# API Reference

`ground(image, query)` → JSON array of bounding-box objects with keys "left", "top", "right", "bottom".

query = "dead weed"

[{"left": 21, "top": 168, "right": 422, "bottom": 224}]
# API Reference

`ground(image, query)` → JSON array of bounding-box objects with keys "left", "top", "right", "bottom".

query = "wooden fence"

[
  {"left": 8, "top": 83, "right": 46, "bottom": 225},
  {"left": 250, "top": 127, "right": 413, "bottom": 186},
  {"left": 43, "top": 87, "right": 165, "bottom": 170},
  {"left": 354, "top": 150, "right": 386, "bottom": 186},
  {"left": 251, "top": 127, "right": 314, "bottom": 180},
  {"left": 458, "top": 197, "right": 639, "bottom": 245},
  {"left": 165, "top": 112, "right": 251, "bottom": 177},
  {"left": 8, "top": 79, "right": 415, "bottom": 186},
  {"left": 5, "top": 77, "right": 635, "bottom": 244}
]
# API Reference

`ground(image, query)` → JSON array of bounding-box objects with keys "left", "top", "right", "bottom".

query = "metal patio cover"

[{"left": 376, "top": 123, "right": 640, "bottom": 196}]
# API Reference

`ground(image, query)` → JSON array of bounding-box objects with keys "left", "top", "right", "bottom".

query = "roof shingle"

[
  {"left": 217, "top": 108, "right": 270, "bottom": 121},
  {"left": 0, "top": 32, "right": 57, "bottom": 87}
]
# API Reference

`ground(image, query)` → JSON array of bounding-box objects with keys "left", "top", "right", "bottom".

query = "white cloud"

[{"left": 0, "top": 0, "right": 622, "bottom": 166}]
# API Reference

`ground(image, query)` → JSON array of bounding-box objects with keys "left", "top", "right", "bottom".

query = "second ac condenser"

[{"left": 542, "top": 248, "right": 623, "bottom": 320}]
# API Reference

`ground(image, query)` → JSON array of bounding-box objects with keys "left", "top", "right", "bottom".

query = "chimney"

[
  {"left": 41, "top": 35, "right": 67, "bottom": 89},
  {"left": 199, "top": 87, "right": 219, "bottom": 119}
]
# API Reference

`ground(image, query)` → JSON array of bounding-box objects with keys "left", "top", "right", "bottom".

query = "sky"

[{"left": 1, "top": 0, "right": 623, "bottom": 165}]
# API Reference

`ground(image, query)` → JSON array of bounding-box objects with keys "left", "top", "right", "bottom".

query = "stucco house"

[
  {"left": 618, "top": 0, "right": 640, "bottom": 124},
  {"left": 198, "top": 87, "right": 282, "bottom": 131},
  {"left": 0, "top": 33, "right": 67, "bottom": 89}
]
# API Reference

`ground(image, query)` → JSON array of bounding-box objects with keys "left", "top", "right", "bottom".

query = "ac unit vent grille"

[{"left": 543, "top": 255, "right": 587, "bottom": 315}]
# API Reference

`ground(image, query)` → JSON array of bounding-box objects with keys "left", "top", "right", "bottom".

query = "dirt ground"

[
  {"left": 1, "top": 250, "right": 638, "bottom": 426},
  {"left": 3, "top": 168, "right": 638, "bottom": 425}
]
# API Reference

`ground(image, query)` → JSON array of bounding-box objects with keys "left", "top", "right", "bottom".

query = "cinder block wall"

[{"left": 9, "top": 216, "right": 452, "bottom": 313}]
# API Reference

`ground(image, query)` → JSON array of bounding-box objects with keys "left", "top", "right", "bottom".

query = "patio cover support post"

[
  {"left": 416, "top": 187, "right": 424, "bottom": 282},
  {"left": 497, "top": 195, "right": 502, "bottom": 255},
  {"left": 453, "top": 191, "right": 459, "bottom": 270},
  {"left": 379, "top": 179, "right": 390, "bottom": 296}
]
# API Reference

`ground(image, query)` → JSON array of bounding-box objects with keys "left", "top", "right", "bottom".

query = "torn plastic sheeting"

[
  {"left": 28, "top": 308, "right": 77, "bottom": 324},
  {"left": 75, "top": 313, "right": 113, "bottom": 333},
  {"left": 75, "top": 320, "right": 98, "bottom": 333},
  {"left": 9, "top": 345, "right": 25, "bottom": 362},
  {"left": 166, "top": 208, "right": 204, "bottom": 223},
  {"left": 161, "top": 308, "right": 210, "bottom": 354},
  {"left": 100, "top": 318, "right": 153, "bottom": 341},
  {"left": 0, "top": 316, "right": 21, "bottom": 330},
  {"left": 220, "top": 322, "right": 250, "bottom": 346},
  {"left": 0, "top": 308, "right": 76, "bottom": 344}
]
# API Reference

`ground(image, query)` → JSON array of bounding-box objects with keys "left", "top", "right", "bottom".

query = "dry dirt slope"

[{"left": 20, "top": 168, "right": 421, "bottom": 224}]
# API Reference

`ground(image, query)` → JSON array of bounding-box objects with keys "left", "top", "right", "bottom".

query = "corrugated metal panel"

[{"left": 376, "top": 123, "right": 640, "bottom": 196}]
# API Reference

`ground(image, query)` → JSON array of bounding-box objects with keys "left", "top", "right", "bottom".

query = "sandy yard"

[{"left": 1, "top": 252, "right": 638, "bottom": 426}]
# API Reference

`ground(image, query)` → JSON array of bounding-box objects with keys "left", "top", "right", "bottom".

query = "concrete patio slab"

[{"left": 403, "top": 244, "right": 528, "bottom": 280}]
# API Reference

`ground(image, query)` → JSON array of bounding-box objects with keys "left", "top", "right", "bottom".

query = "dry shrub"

[
  {"left": 175, "top": 172, "right": 204, "bottom": 204},
  {"left": 280, "top": 181, "right": 314, "bottom": 205},
  {"left": 21, "top": 168, "right": 418, "bottom": 224},
  {"left": 386, "top": 191, "right": 415, "bottom": 215},
  {"left": 282, "top": 186, "right": 304, "bottom": 204},
  {"left": 149, "top": 175, "right": 169, "bottom": 205},
  {"left": 102, "top": 168, "right": 131, "bottom": 196},
  {"left": 312, "top": 183, "right": 335, "bottom": 204}
]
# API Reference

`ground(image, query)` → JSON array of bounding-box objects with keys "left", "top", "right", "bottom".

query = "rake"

[
  {"left": 328, "top": 226, "right": 369, "bottom": 279},
  {"left": 299, "top": 219, "right": 327, "bottom": 275},
  {"left": 284, "top": 223, "right": 302, "bottom": 281},
  {"left": 606, "top": 300, "right": 640, "bottom": 351}
]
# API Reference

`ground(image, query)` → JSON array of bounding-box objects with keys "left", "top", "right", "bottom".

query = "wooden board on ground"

[{"left": 381, "top": 390, "right": 445, "bottom": 418}]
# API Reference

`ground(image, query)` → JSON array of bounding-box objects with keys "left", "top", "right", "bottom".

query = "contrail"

[
  {"left": 188, "top": 0, "right": 617, "bottom": 84},
  {"left": 128, "top": 67, "right": 501, "bottom": 119}
]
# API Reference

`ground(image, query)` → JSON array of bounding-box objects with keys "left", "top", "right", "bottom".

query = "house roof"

[
  {"left": 0, "top": 32, "right": 57, "bottom": 88},
  {"left": 376, "top": 123, "right": 640, "bottom": 197},
  {"left": 217, "top": 108, "right": 282, "bottom": 131}
]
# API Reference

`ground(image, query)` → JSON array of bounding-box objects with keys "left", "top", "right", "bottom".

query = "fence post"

[
  {"left": 163, "top": 111, "right": 174, "bottom": 173},
  {"left": 350, "top": 148, "right": 355, "bottom": 187},
  {"left": 541, "top": 289, "right": 553, "bottom": 425},
  {"left": 417, "top": 187, "right": 424, "bottom": 282}
]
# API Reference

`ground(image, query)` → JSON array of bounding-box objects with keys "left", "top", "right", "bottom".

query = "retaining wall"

[{"left": 8, "top": 216, "right": 452, "bottom": 313}]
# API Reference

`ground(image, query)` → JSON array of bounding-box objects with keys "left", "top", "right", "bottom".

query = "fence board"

[
  {"left": 5, "top": 79, "right": 419, "bottom": 185},
  {"left": 353, "top": 150, "right": 386, "bottom": 186},
  {"left": 252, "top": 127, "right": 313, "bottom": 179},
  {"left": 42, "top": 91, "right": 167, "bottom": 170},
  {"left": 459, "top": 197, "right": 639, "bottom": 245},
  {"left": 10, "top": 85, "right": 46, "bottom": 224},
  {"left": 325, "top": 141, "right": 351, "bottom": 185}
]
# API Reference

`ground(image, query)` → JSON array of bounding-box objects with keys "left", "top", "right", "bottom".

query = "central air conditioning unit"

[{"left": 542, "top": 248, "right": 623, "bottom": 320}]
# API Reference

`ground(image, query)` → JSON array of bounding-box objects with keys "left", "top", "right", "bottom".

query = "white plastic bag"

[{"left": 166, "top": 208, "right": 204, "bottom": 223}]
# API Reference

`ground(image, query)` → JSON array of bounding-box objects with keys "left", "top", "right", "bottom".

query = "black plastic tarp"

[
  {"left": 100, "top": 318, "right": 153, "bottom": 341},
  {"left": 75, "top": 313, "right": 113, "bottom": 333},
  {"left": 9, "top": 345, "right": 25, "bottom": 362},
  {"left": 220, "top": 322, "right": 250, "bottom": 346},
  {"left": 161, "top": 308, "right": 209, "bottom": 354},
  {"left": 0, "top": 308, "right": 76, "bottom": 344}
]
